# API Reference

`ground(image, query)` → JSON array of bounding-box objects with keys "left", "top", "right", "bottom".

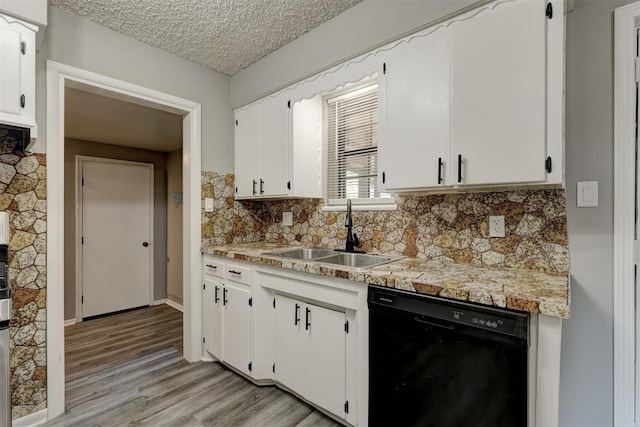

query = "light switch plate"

[
  {"left": 204, "top": 198, "right": 214, "bottom": 212},
  {"left": 282, "top": 212, "right": 293, "bottom": 226},
  {"left": 577, "top": 181, "right": 598, "bottom": 207}
]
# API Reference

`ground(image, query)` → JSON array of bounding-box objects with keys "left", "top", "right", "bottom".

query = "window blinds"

[{"left": 326, "top": 84, "right": 382, "bottom": 204}]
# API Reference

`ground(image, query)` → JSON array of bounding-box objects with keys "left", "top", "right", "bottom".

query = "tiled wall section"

[
  {"left": 202, "top": 172, "right": 568, "bottom": 274},
  {"left": 201, "top": 171, "right": 265, "bottom": 245},
  {"left": 0, "top": 136, "right": 47, "bottom": 418}
]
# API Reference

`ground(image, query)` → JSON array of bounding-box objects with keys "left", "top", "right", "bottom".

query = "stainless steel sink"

[
  {"left": 262, "top": 247, "right": 337, "bottom": 261},
  {"left": 314, "top": 252, "right": 403, "bottom": 269}
]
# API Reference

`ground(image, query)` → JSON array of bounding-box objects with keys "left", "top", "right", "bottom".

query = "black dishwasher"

[{"left": 368, "top": 285, "right": 529, "bottom": 427}]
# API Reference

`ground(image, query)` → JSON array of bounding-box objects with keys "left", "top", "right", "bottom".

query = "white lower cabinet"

[
  {"left": 202, "top": 258, "right": 252, "bottom": 376},
  {"left": 222, "top": 283, "right": 251, "bottom": 375},
  {"left": 274, "top": 294, "right": 346, "bottom": 417},
  {"left": 203, "top": 278, "right": 223, "bottom": 359},
  {"left": 203, "top": 257, "right": 366, "bottom": 425}
]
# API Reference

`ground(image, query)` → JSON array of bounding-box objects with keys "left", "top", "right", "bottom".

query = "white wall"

[
  {"left": 229, "top": 0, "right": 627, "bottom": 425},
  {"left": 229, "top": 0, "right": 482, "bottom": 108},
  {"left": 560, "top": 0, "right": 633, "bottom": 425},
  {"left": 0, "top": 0, "right": 47, "bottom": 26},
  {"left": 37, "top": 6, "right": 234, "bottom": 173}
]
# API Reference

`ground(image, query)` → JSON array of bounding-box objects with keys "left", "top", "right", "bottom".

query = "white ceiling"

[
  {"left": 50, "top": 0, "right": 363, "bottom": 76},
  {"left": 65, "top": 86, "right": 183, "bottom": 152}
]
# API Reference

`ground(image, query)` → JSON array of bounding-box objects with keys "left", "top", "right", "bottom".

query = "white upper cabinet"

[
  {"left": 234, "top": 104, "right": 261, "bottom": 198},
  {"left": 379, "top": 28, "right": 451, "bottom": 190},
  {"left": 378, "top": 0, "right": 563, "bottom": 191},
  {"left": 450, "top": 0, "right": 547, "bottom": 186},
  {"left": 259, "top": 95, "right": 290, "bottom": 197},
  {"left": 234, "top": 94, "right": 322, "bottom": 200},
  {"left": 0, "top": 13, "right": 37, "bottom": 135}
]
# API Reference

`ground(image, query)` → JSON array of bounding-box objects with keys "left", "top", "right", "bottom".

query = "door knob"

[{"left": 142, "top": 242, "right": 149, "bottom": 247}]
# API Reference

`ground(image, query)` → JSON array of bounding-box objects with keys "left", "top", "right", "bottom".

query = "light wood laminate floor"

[{"left": 51, "top": 304, "right": 340, "bottom": 426}]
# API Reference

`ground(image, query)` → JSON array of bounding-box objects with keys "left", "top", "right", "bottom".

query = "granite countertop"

[{"left": 202, "top": 242, "right": 570, "bottom": 319}]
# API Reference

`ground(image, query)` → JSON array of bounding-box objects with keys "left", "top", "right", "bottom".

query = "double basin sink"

[{"left": 262, "top": 247, "right": 404, "bottom": 270}]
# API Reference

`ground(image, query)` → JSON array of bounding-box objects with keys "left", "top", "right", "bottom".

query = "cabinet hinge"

[
  {"left": 345, "top": 400, "right": 349, "bottom": 414},
  {"left": 272, "top": 363, "right": 276, "bottom": 373},
  {"left": 248, "top": 361, "right": 253, "bottom": 372},
  {"left": 383, "top": 62, "right": 386, "bottom": 74},
  {"left": 545, "top": 156, "right": 552, "bottom": 174},
  {"left": 287, "top": 100, "right": 291, "bottom": 109},
  {"left": 203, "top": 337, "right": 205, "bottom": 343},
  {"left": 545, "top": 2, "right": 553, "bottom": 19},
  {"left": 248, "top": 297, "right": 253, "bottom": 307},
  {"left": 287, "top": 181, "right": 291, "bottom": 190},
  {"left": 344, "top": 320, "right": 349, "bottom": 334},
  {"left": 273, "top": 298, "right": 276, "bottom": 308},
  {"left": 20, "top": 41, "right": 26, "bottom": 55}
]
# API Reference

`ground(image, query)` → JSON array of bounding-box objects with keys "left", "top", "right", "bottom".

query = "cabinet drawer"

[
  {"left": 203, "top": 259, "right": 224, "bottom": 279},
  {"left": 225, "top": 264, "right": 251, "bottom": 285}
]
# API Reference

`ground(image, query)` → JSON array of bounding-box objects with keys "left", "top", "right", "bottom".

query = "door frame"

[
  {"left": 614, "top": 3, "right": 640, "bottom": 425},
  {"left": 75, "top": 156, "right": 155, "bottom": 320},
  {"left": 46, "top": 60, "right": 203, "bottom": 419}
]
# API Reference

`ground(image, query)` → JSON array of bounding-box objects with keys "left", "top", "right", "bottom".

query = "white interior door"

[{"left": 82, "top": 159, "right": 153, "bottom": 318}]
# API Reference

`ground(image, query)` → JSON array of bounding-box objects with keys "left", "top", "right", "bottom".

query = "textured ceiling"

[
  {"left": 65, "top": 86, "right": 183, "bottom": 152},
  {"left": 50, "top": 0, "right": 363, "bottom": 76}
]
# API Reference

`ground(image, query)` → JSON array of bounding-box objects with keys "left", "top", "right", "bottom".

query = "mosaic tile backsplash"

[
  {"left": 0, "top": 133, "right": 47, "bottom": 419},
  {"left": 202, "top": 172, "right": 568, "bottom": 274}
]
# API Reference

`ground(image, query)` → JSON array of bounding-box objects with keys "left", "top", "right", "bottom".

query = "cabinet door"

[
  {"left": 0, "top": 16, "right": 23, "bottom": 116},
  {"left": 379, "top": 28, "right": 451, "bottom": 190},
  {"left": 304, "top": 304, "right": 346, "bottom": 418},
  {"left": 234, "top": 105, "right": 260, "bottom": 198},
  {"left": 203, "top": 279, "right": 223, "bottom": 359},
  {"left": 222, "top": 283, "right": 251, "bottom": 374},
  {"left": 274, "top": 294, "right": 305, "bottom": 396},
  {"left": 259, "top": 95, "right": 290, "bottom": 196},
  {"left": 451, "top": 0, "right": 546, "bottom": 186}
]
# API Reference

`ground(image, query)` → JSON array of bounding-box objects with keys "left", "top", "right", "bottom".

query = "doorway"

[
  {"left": 78, "top": 158, "right": 154, "bottom": 318},
  {"left": 614, "top": 3, "right": 640, "bottom": 426},
  {"left": 46, "top": 61, "right": 203, "bottom": 419}
]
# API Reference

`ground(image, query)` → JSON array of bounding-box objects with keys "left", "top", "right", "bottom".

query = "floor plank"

[
  {"left": 50, "top": 304, "right": 341, "bottom": 426},
  {"left": 65, "top": 304, "right": 183, "bottom": 381}
]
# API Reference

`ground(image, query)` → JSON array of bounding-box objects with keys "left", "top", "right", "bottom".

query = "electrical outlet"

[
  {"left": 204, "top": 198, "right": 214, "bottom": 212},
  {"left": 282, "top": 212, "right": 293, "bottom": 226},
  {"left": 489, "top": 215, "right": 505, "bottom": 238}
]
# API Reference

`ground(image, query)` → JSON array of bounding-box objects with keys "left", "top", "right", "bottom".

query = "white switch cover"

[
  {"left": 282, "top": 212, "right": 293, "bottom": 226},
  {"left": 204, "top": 198, "right": 214, "bottom": 212},
  {"left": 489, "top": 215, "right": 505, "bottom": 238},
  {"left": 577, "top": 181, "right": 598, "bottom": 207}
]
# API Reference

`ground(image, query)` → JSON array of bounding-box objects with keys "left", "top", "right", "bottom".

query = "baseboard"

[
  {"left": 13, "top": 408, "right": 47, "bottom": 427},
  {"left": 64, "top": 318, "right": 77, "bottom": 327},
  {"left": 151, "top": 299, "right": 167, "bottom": 306},
  {"left": 165, "top": 298, "right": 183, "bottom": 312}
]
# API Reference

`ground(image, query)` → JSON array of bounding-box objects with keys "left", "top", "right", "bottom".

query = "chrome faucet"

[{"left": 345, "top": 199, "right": 360, "bottom": 252}]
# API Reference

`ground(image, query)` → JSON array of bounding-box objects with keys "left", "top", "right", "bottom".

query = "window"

[{"left": 325, "top": 83, "right": 392, "bottom": 207}]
